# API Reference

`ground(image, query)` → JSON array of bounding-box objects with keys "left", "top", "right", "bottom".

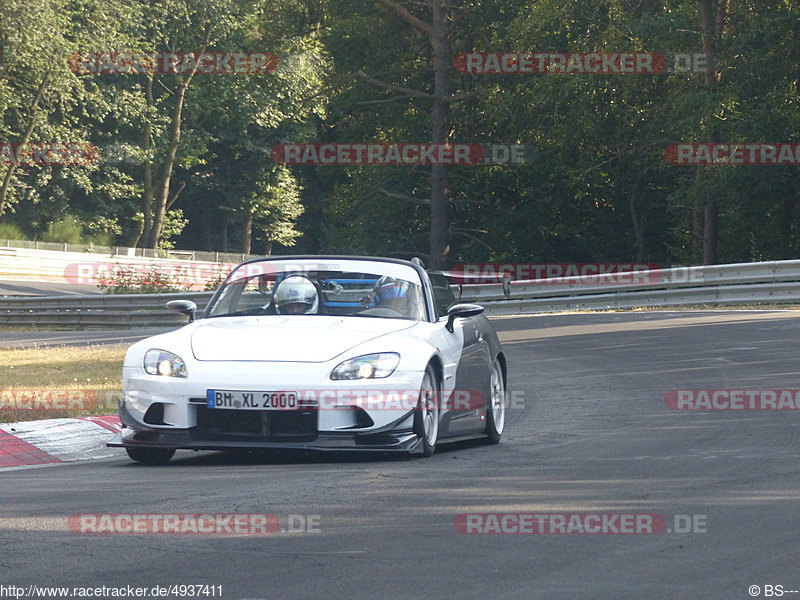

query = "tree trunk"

[
  {"left": 779, "top": 197, "right": 794, "bottom": 259},
  {"left": 698, "top": 0, "right": 722, "bottom": 265},
  {"left": 300, "top": 164, "right": 323, "bottom": 253},
  {"left": 374, "top": 0, "right": 451, "bottom": 268},
  {"left": 140, "top": 76, "right": 155, "bottom": 247},
  {"left": 429, "top": 0, "right": 450, "bottom": 269},
  {"left": 220, "top": 212, "right": 229, "bottom": 252},
  {"left": 703, "top": 197, "right": 718, "bottom": 264},
  {"left": 124, "top": 217, "right": 144, "bottom": 248},
  {"left": 265, "top": 240, "right": 273, "bottom": 256},
  {"left": 202, "top": 202, "right": 213, "bottom": 251},
  {"left": 629, "top": 179, "right": 646, "bottom": 262},
  {"left": 692, "top": 196, "right": 705, "bottom": 262},
  {"left": 145, "top": 31, "right": 209, "bottom": 248},
  {"left": 146, "top": 78, "right": 190, "bottom": 248},
  {"left": 240, "top": 209, "right": 253, "bottom": 254},
  {"left": 0, "top": 60, "right": 54, "bottom": 220}
]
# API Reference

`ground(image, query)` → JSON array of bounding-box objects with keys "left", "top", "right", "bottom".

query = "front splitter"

[{"left": 107, "top": 427, "right": 422, "bottom": 453}]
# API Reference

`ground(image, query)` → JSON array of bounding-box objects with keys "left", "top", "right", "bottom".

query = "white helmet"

[{"left": 274, "top": 275, "right": 319, "bottom": 314}]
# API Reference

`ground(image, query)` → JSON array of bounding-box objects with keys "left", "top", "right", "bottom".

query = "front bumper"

[{"left": 108, "top": 402, "right": 422, "bottom": 453}]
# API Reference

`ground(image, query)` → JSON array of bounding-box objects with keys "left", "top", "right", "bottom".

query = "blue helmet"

[{"left": 373, "top": 276, "right": 409, "bottom": 307}]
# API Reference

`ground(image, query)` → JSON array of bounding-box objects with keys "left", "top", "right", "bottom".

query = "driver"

[
  {"left": 274, "top": 275, "right": 319, "bottom": 315},
  {"left": 373, "top": 276, "right": 410, "bottom": 313}
]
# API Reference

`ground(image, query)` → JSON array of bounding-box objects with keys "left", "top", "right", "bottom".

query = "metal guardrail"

[
  {"left": 474, "top": 260, "right": 800, "bottom": 314},
  {"left": 0, "top": 238, "right": 257, "bottom": 264},
  {"left": 1, "top": 260, "right": 799, "bottom": 328},
  {"left": 0, "top": 291, "right": 215, "bottom": 328},
  {"left": 455, "top": 261, "right": 800, "bottom": 301}
]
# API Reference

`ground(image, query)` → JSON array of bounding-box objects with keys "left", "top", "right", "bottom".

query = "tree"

[
  {"left": 135, "top": 0, "right": 222, "bottom": 249},
  {"left": 367, "top": 1, "right": 453, "bottom": 268},
  {"left": 0, "top": 0, "right": 98, "bottom": 220},
  {"left": 245, "top": 165, "right": 303, "bottom": 255},
  {"left": 179, "top": 0, "right": 329, "bottom": 254}
]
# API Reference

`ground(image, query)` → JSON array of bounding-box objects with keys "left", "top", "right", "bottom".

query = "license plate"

[{"left": 206, "top": 390, "right": 299, "bottom": 410}]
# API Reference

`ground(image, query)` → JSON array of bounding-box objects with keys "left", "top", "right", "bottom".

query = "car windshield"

[{"left": 206, "top": 258, "right": 425, "bottom": 321}]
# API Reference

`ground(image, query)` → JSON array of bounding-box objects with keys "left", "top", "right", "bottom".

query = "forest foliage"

[{"left": 0, "top": 0, "right": 798, "bottom": 268}]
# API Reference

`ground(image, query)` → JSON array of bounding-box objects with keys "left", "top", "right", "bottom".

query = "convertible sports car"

[{"left": 108, "top": 256, "right": 507, "bottom": 463}]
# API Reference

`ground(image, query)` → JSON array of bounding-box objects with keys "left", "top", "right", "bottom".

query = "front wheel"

[
  {"left": 413, "top": 365, "right": 440, "bottom": 457},
  {"left": 125, "top": 447, "right": 175, "bottom": 465},
  {"left": 484, "top": 358, "right": 505, "bottom": 444}
]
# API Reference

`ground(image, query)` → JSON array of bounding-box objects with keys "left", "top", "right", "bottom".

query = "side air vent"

[{"left": 143, "top": 403, "right": 166, "bottom": 425}]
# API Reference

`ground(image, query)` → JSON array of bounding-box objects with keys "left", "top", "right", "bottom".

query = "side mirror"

[
  {"left": 445, "top": 303, "right": 484, "bottom": 332},
  {"left": 166, "top": 299, "right": 198, "bottom": 322}
]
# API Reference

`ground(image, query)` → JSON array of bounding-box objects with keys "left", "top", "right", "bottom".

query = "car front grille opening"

[{"left": 193, "top": 405, "right": 317, "bottom": 441}]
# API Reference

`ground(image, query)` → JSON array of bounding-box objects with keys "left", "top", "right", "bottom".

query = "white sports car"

[{"left": 108, "top": 256, "right": 507, "bottom": 463}]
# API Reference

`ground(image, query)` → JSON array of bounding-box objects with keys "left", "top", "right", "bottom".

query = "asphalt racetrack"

[
  {"left": 0, "top": 280, "right": 100, "bottom": 297},
  {"left": 2, "top": 310, "right": 800, "bottom": 599}
]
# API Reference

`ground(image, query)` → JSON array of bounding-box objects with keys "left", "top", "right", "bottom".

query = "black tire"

[
  {"left": 484, "top": 358, "right": 505, "bottom": 445},
  {"left": 125, "top": 447, "right": 175, "bottom": 465},
  {"left": 413, "top": 365, "right": 440, "bottom": 457}
]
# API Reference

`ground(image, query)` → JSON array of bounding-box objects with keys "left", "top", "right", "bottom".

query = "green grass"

[{"left": 0, "top": 344, "right": 126, "bottom": 423}]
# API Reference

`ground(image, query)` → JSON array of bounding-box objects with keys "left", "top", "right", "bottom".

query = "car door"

[
  {"left": 446, "top": 314, "right": 492, "bottom": 434},
  {"left": 427, "top": 271, "right": 492, "bottom": 436}
]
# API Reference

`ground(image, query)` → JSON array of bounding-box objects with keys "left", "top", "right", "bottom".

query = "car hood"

[{"left": 190, "top": 315, "right": 418, "bottom": 362}]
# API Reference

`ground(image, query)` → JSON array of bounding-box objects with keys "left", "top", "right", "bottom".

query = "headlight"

[
  {"left": 144, "top": 349, "right": 187, "bottom": 378},
  {"left": 330, "top": 353, "right": 400, "bottom": 380}
]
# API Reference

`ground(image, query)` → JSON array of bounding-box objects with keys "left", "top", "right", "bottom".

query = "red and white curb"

[{"left": 0, "top": 416, "right": 123, "bottom": 469}]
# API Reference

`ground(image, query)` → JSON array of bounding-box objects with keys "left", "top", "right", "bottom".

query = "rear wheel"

[
  {"left": 484, "top": 358, "right": 505, "bottom": 444},
  {"left": 413, "top": 365, "right": 440, "bottom": 457},
  {"left": 125, "top": 447, "right": 175, "bottom": 465}
]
